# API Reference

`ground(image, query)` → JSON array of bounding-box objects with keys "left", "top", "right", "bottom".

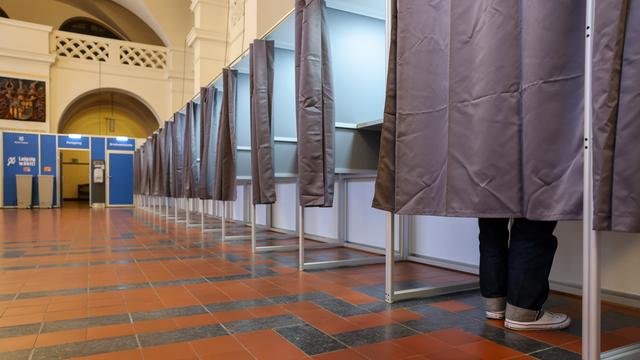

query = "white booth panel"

[
  {"left": 255, "top": 204, "right": 267, "bottom": 226},
  {"left": 411, "top": 216, "right": 480, "bottom": 268},
  {"left": 303, "top": 182, "right": 341, "bottom": 239},
  {"left": 272, "top": 182, "right": 298, "bottom": 231},
  {"left": 346, "top": 179, "right": 386, "bottom": 248},
  {"left": 305, "top": 205, "right": 339, "bottom": 239}
]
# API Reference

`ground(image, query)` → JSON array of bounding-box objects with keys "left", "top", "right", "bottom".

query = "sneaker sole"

[
  {"left": 504, "top": 318, "right": 571, "bottom": 331},
  {"left": 486, "top": 312, "right": 505, "bottom": 320}
]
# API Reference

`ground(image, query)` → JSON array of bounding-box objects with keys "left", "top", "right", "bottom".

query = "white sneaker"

[
  {"left": 505, "top": 311, "right": 571, "bottom": 331},
  {"left": 486, "top": 310, "right": 505, "bottom": 320}
]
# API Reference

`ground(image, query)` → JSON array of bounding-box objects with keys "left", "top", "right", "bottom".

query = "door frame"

[
  {"left": 106, "top": 150, "right": 134, "bottom": 207},
  {"left": 58, "top": 148, "right": 90, "bottom": 207}
]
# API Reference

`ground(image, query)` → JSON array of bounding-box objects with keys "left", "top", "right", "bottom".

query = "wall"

[
  {"left": 61, "top": 149, "right": 89, "bottom": 200},
  {"left": 0, "top": 0, "right": 166, "bottom": 45},
  {"left": 0, "top": 18, "right": 54, "bottom": 133},
  {"left": 49, "top": 56, "right": 170, "bottom": 133}
]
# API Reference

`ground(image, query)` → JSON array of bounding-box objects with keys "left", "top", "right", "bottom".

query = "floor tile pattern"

[{"left": 0, "top": 204, "right": 638, "bottom": 359}]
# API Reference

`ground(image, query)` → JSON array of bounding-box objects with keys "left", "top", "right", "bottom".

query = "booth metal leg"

[
  {"left": 221, "top": 201, "right": 227, "bottom": 241},
  {"left": 582, "top": 3, "right": 601, "bottom": 358},
  {"left": 297, "top": 177, "right": 388, "bottom": 271},
  {"left": 174, "top": 198, "right": 178, "bottom": 222},
  {"left": 201, "top": 199, "right": 205, "bottom": 232},
  {"left": 384, "top": 213, "right": 478, "bottom": 303},
  {"left": 251, "top": 203, "right": 257, "bottom": 252},
  {"left": 297, "top": 206, "right": 382, "bottom": 271},
  {"left": 185, "top": 198, "right": 190, "bottom": 226}
]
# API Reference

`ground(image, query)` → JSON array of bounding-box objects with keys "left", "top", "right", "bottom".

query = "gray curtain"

[
  {"left": 165, "top": 121, "right": 175, "bottom": 197},
  {"left": 199, "top": 86, "right": 218, "bottom": 199},
  {"left": 172, "top": 112, "right": 186, "bottom": 198},
  {"left": 593, "top": 1, "right": 640, "bottom": 233},
  {"left": 183, "top": 101, "right": 200, "bottom": 198},
  {"left": 373, "top": 1, "right": 584, "bottom": 221},
  {"left": 133, "top": 149, "right": 140, "bottom": 195},
  {"left": 139, "top": 146, "right": 146, "bottom": 195},
  {"left": 214, "top": 68, "right": 238, "bottom": 201},
  {"left": 250, "top": 39, "right": 277, "bottom": 205},
  {"left": 295, "top": 0, "right": 335, "bottom": 208},
  {"left": 159, "top": 124, "right": 172, "bottom": 197},
  {"left": 152, "top": 132, "right": 162, "bottom": 196},
  {"left": 144, "top": 139, "right": 153, "bottom": 196}
]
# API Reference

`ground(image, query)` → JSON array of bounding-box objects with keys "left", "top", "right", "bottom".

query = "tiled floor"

[{"left": 0, "top": 205, "right": 639, "bottom": 359}]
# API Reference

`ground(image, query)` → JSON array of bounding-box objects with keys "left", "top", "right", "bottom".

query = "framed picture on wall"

[{"left": 0, "top": 76, "right": 46, "bottom": 122}]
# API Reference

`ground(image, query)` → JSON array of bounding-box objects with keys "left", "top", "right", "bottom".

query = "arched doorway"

[
  {"left": 57, "top": 89, "right": 158, "bottom": 207},
  {"left": 58, "top": 89, "right": 159, "bottom": 138}
]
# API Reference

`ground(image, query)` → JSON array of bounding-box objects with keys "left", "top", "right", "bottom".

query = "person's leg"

[
  {"left": 505, "top": 218, "right": 569, "bottom": 330},
  {"left": 478, "top": 218, "right": 510, "bottom": 317}
]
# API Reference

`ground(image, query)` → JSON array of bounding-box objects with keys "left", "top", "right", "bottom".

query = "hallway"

[{"left": 0, "top": 207, "right": 637, "bottom": 359}]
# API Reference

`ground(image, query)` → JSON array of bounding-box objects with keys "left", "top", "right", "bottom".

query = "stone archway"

[{"left": 58, "top": 88, "right": 160, "bottom": 138}]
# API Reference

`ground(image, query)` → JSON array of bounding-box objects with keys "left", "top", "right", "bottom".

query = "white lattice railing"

[{"left": 52, "top": 30, "right": 168, "bottom": 70}]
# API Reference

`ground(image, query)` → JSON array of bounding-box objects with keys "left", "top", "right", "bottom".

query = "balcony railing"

[{"left": 52, "top": 30, "right": 168, "bottom": 70}]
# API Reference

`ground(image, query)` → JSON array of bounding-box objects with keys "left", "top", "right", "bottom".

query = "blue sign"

[
  {"left": 58, "top": 135, "right": 89, "bottom": 149},
  {"left": 106, "top": 137, "right": 135, "bottom": 151},
  {"left": 40, "top": 134, "right": 57, "bottom": 206},
  {"left": 3, "top": 132, "right": 39, "bottom": 206}
]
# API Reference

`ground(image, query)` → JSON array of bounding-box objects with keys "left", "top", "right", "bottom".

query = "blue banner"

[
  {"left": 40, "top": 134, "right": 57, "bottom": 206},
  {"left": 58, "top": 135, "right": 89, "bottom": 149},
  {"left": 106, "top": 137, "right": 135, "bottom": 151},
  {"left": 91, "top": 137, "right": 106, "bottom": 161},
  {"left": 3, "top": 132, "right": 39, "bottom": 206}
]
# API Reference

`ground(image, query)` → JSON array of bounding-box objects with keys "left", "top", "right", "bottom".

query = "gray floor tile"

[
  {"left": 312, "top": 298, "right": 369, "bottom": 317},
  {"left": 276, "top": 324, "right": 346, "bottom": 355},
  {"left": 31, "top": 335, "right": 138, "bottom": 360},
  {"left": 334, "top": 324, "right": 418, "bottom": 347},
  {"left": 531, "top": 347, "right": 581, "bottom": 360},
  {"left": 224, "top": 314, "right": 304, "bottom": 334}
]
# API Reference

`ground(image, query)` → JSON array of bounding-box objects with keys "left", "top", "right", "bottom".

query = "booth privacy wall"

[
  {"left": 214, "top": 68, "right": 238, "bottom": 202},
  {"left": 250, "top": 40, "right": 277, "bottom": 205},
  {"left": 593, "top": 1, "right": 640, "bottom": 233},
  {"left": 373, "top": 0, "right": 584, "bottom": 220},
  {"left": 295, "top": 0, "right": 335, "bottom": 208},
  {"left": 199, "top": 86, "right": 218, "bottom": 200}
]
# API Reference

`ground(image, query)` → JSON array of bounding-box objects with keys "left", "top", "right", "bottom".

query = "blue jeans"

[{"left": 478, "top": 218, "right": 558, "bottom": 312}]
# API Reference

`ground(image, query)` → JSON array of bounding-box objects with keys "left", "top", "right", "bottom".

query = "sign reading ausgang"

[{"left": 58, "top": 135, "right": 90, "bottom": 149}]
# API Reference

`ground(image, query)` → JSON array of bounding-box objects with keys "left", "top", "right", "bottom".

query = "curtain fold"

[
  {"left": 214, "top": 68, "right": 238, "bottom": 201},
  {"left": 183, "top": 101, "right": 200, "bottom": 198},
  {"left": 143, "top": 139, "right": 153, "bottom": 196},
  {"left": 250, "top": 39, "right": 277, "bottom": 205},
  {"left": 295, "top": 0, "right": 335, "bottom": 208},
  {"left": 593, "top": 1, "right": 640, "bottom": 233},
  {"left": 199, "top": 86, "right": 218, "bottom": 199},
  {"left": 159, "top": 125, "right": 172, "bottom": 197},
  {"left": 151, "top": 132, "right": 162, "bottom": 196},
  {"left": 373, "top": 0, "right": 584, "bottom": 221},
  {"left": 133, "top": 149, "right": 140, "bottom": 196},
  {"left": 172, "top": 112, "right": 186, "bottom": 198}
]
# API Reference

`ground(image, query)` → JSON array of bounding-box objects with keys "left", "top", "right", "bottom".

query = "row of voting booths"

[{"left": 134, "top": 1, "right": 640, "bottom": 359}]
